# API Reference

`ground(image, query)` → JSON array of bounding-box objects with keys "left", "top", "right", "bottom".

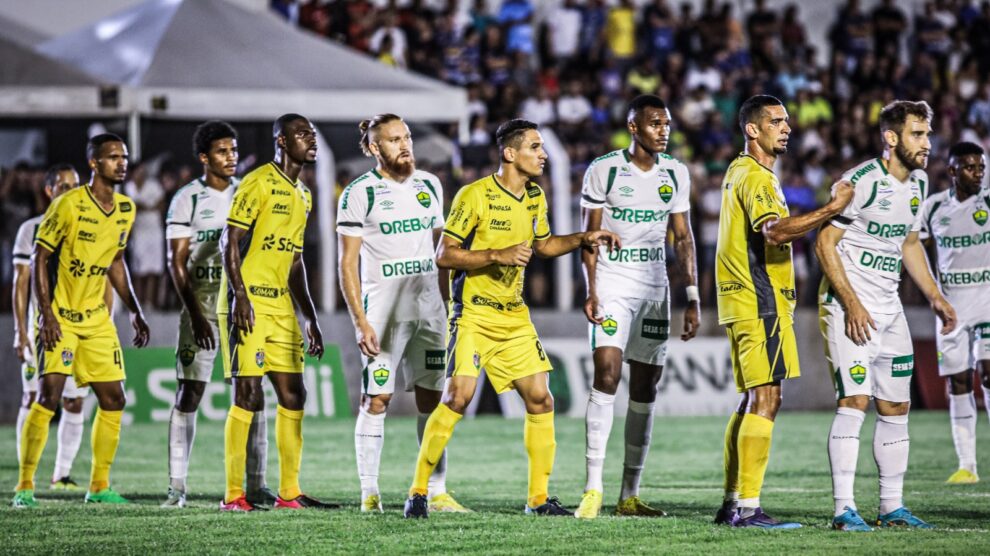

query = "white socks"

[
  {"left": 621, "top": 400, "right": 655, "bottom": 501},
  {"left": 584, "top": 388, "right": 615, "bottom": 493},
  {"left": 418, "top": 412, "right": 447, "bottom": 497},
  {"left": 53, "top": 409, "right": 85, "bottom": 482},
  {"left": 828, "top": 407, "right": 865, "bottom": 516},
  {"left": 949, "top": 392, "right": 978, "bottom": 473},
  {"left": 167, "top": 408, "right": 197, "bottom": 491},
  {"left": 355, "top": 407, "right": 386, "bottom": 498},
  {"left": 16, "top": 405, "right": 29, "bottom": 463},
  {"left": 874, "top": 413, "right": 909, "bottom": 516},
  {"left": 246, "top": 408, "right": 268, "bottom": 493}
]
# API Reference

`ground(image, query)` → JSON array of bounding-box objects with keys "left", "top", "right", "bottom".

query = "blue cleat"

[
  {"left": 832, "top": 507, "right": 873, "bottom": 532},
  {"left": 733, "top": 507, "right": 802, "bottom": 529},
  {"left": 876, "top": 507, "right": 934, "bottom": 529}
]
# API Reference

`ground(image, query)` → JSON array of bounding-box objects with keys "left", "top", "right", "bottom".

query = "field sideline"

[{"left": 1, "top": 412, "right": 988, "bottom": 554}]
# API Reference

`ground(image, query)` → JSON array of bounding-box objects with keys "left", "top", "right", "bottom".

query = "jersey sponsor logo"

[
  {"left": 718, "top": 281, "right": 745, "bottom": 295},
  {"left": 88, "top": 264, "right": 109, "bottom": 277},
  {"left": 940, "top": 268, "right": 990, "bottom": 287},
  {"left": 974, "top": 208, "right": 988, "bottom": 226},
  {"left": 84, "top": 303, "right": 107, "bottom": 320},
  {"left": 381, "top": 257, "right": 436, "bottom": 279},
  {"left": 77, "top": 230, "right": 97, "bottom": 243},
  {"left": 849, "top": 162, "right": 877, "bottom": 185},
  {"left": 69, "top": 259, "right": 86, "bottom": 277},
  {"left": 469, "top": 294, "right": 523, "bottom": 311},
  {"left": 196, "top": 229, "right": 222, "bottom": 242},
  {"left": 489, "top": 218, "right": 512, "bottom": 231},
  {"left": 891, "top": 354, "right": 913, "bottom": 377},
  {"left": 425, "top": 350, "right": 445, "bottom": 370},
  {"left": 609, "top": 207, "right": 669, "bottom": 223},
  {"left": 606, "top": 246, "right": 664, "bottom": 264},
  {"left": 849, "top": 363, "right": 866, "bottom": 384},
  {"left": 58, "top": 307, "right": 84, "bottom": 323},
  {"left": 416, "top": 191, "right": 432, "bottom": 208},
  {"left": 179, "top": 345, "right": 195, "bottom": 367},
  {"left": 858, "top": 249, "right": 902, "bottom": 274},
  {"left": 641, "top": 319, "right": 669, "bottom": 340},
  {"left": 116, "top": 218, "right": 128, "bottom": 225},
  {"left": 261, "top": 233, "right": 297, "bottom": 252},
  {"left": 866, "top": 221, "right": 908, "bottom": 238},
  {"left": 78, "top": 215, "right": 99, "bottom": 224},
  {"left": 61, "top": 348, "right": 74, "bottom": 367},
  {"left": 974, "top": 323, "right": 990, "bottom": 339},
  {"left": 118, "top": 230, "right": 128, "bottom": 248},
  {"left": 780, "top": 288, "right": 796, "bottom": 301},
  {"left": 379, "top": 216, "right": 437, "bottom": 235},
  {"left": 527, "top": 188, "right": 540, "bottom": 198},
  {"left": 601, "top": 317, "right": 618, "bottom": 336},
  {"left": 489, "top": 203, "right": 511, "bottom": 212},
  {"left": 256, "top": 349, "right": 265, "bottom": 368},
  {"left": 272, "top": 202, "right": 290, "bottom": 215},
  {"left": 119, "top": 201, "right": 133, "bottom": 212},
  {"left": 658, "top": 184, "right": 673, "bottom": 203},
  {"left": 934, "top": 231, "right": 990, "bottom": 248},
  {"left": 248, "top": 285, "right": 283, "bottom": 298},
  {"left": 195, "top": 265, "right": 222, "bottom": 280},
  {"left": 526, "top": 203, "right": 539, "bottom": 211},
  {"left": 910, "top": 196, "right": 920, "bottom": 215},
  {"left": 270, "top": 188, "right": 291, "bottom": 196}
]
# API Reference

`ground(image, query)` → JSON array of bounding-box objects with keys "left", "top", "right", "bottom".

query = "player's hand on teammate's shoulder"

[
  {"left": 681, "top": 303, "right": 700, "bottom": 341},
  {"left": 494, "top": 242, "right": 532, "bottom": 266},
  {"left": 131, "top": 311, "right": 150, "bottom": 348},
  {"left": 829, "top": 179, "right": 855, "bottom": 211},
  {"left": 932, "top": 296, "right": 957, "bottom": 335},
  {"left": 582, "top": 230, "right": 621, "bottom": 251},
  {"left": 305, "top": 319, "right": 324, "bottom": 359},
  {"left": 191, "top": 312, "right": 216, "bottom": 350},
  {"left": 843, "top": 300, "right": 877, "bottom": 346},
  {"left": 356, "top": 321, "right": 381, "bottom": 357},
  {"left": 583, "top": 294, "right": 604, "bottom": 324}
]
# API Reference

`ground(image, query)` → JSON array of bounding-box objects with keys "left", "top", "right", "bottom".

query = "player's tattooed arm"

[
  {"left": 167, "top": 237, "right": 214, "bottom": 350},
  {"left": 12, "top": 262, "right": 30, "bottom": 361},
  {"left": 902, "top": 231, "right": 957, "bottom": 335},
  {"left": 762, "top": 180, "right": 855, "bottom": 246},
  {"left": 288, "top": 252, "right": 324, "bottom": 359},
  {"left": 436, "top": 234, "right": 533, "bottom": 269},
  {"left": 670, "top": 211, "right": 700, "bottom": 340},
  {"left": 533, "top": 230, "right": 621, "bottom": 259},
  {"left": 338, "top": 234, "right": 378, "bottom": 357},
  {"left": 221, "top": 225, "right": 254, "bottom": 336},
  {"left": 32, "top": 244, "right": 61, "bottom": 351},
  {"left": 815, "top": 223, "right": 875, "bottom": 346},
  {"left": 108, "top": 250, "right": 150, "bottom": 348},
  {"left": 580, "top": 207, "right": 604, "bottom": 324}
]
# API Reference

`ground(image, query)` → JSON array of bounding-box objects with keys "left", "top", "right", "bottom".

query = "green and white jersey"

[
  {"left": 580, "top": 149, "right": 691, "bottom": 299},
  {"left": 919, "top": 187, "right": 990, "bottom": 299},
  {"left": 821, "top": 158, "right": 927, "bottom": 314},
  {"left": 165, "top": 178, "right": 238, "bottom": 305},
  {"left": 13, "top": 215, "right": 42, "bottom": 331},
  {"left": 336, "top": 169, "right": 445, "bottom": 323}
]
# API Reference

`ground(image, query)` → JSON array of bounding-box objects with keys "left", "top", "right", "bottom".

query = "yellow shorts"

[
  {"left": 726, "top": 316, "right": 800, "bottom": 392},
  {"left": 37, "top": 319, "right": 124, "bottom": 387},
  {"left": 219, "top": 313, "right": 304, "bottom": 379},
  {"left": 446, "top": 319, "right": 553, "bottom": 393}
]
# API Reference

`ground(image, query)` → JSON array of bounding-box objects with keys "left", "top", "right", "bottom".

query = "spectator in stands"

[
  {"left": 547, "top": 0, "right": 582, "bottom": 65},
  {"left": 369, "top": 10, "right": 407, "bottom": 68}
]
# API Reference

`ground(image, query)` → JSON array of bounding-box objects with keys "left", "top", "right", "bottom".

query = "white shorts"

[
  {"left": 588, "top": 289, "right": 671, "bottom": 366},
  {"left": 360, "top": 318, "right": 447, "bottom": 395},
  {"left": 175, "top": 310, "right": 220, "bottom": 382},
  {"left": 22, "top": 340, "right": 88, "bottom": 398},
  {"left": 936, "top": 309, "right": 990, "bottom": 376},
  {"left": 820, "top": 302, "right": 915, "bottom": 403}
]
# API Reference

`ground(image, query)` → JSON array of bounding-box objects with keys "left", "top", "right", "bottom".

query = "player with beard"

[
  {"left": 218, "top": 114, "right": 333, "bottom": 512},
  {"left": 817, "top": 100, "right": 956, "bottom": 531},
  {"left": 13, "top": 134, "right": 151, "bottom": 507},
  {"left": 714, "top": 96, "right": 854, "bottom": 528},
  {"left": 338, "top": 114, "right": 468, "bottom": 513}
]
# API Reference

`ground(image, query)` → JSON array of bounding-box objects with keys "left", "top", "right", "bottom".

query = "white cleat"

[{"left": 161, "top": 488, "right": 187, "bottom": 508}]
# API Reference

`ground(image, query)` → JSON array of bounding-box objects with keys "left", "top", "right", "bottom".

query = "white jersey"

[
  {"left": 820, "top": 158, "right": 927, "bottom": 314},
  {"left": 12, "top": 215, "right": 41, "bottom": 333},
  {"left": 580, "top": 149, "right": 691, "bottom": 299},
  {"left": 336, "top": 168, "right": 445, "bottom": 323},
  {"left": 919, "top": 187, "right": 990, "bottom": 303},
  {"left": 165, "top": 178, "right": 238, "bottom": 306}
]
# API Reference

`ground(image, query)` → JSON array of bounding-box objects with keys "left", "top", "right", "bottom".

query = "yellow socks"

[
  {"left": 722, "top": 411, "right": 744, "bottom": 499},
  {"left": 276, "top": 405, "right": 304, "bottom": 501},
  {"left": 17, "top": 403, "right": 55, "bottom": 491},
  {"left": 90, "top": 409, "right": 122, "bottom": 492},
  {"left": 524, "top": 411, "right": 556, "bottom": 509},
  {"left": 224, "top": 405, "right": 253, "bottom": 502},
  {"left": 737, "top": 413, "right": 775, "bottom": 503},
  {"left": 410, "top": 403, "right": 462, "bottom": 496}
]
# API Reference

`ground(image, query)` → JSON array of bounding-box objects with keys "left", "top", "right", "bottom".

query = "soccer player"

[
  {"left": 714, "top": 95, "right": 853, "bottom": 528},
  {"left": 818, "top": 100, "right": 956, "bottom": 531},
  {"left": 12, "top": 133, "right": 151, "bottom": 508},
  {"left": 337, "top": 114, "right": 467, "bottom": 513},
  {"left": 218, "top": 114, "right": 332, "bottom": 512},
  {"left": 403, "top": 119, "right": 621, "bottom": 519},
  {"left": 162, "top": 121, "right": 275, "bottom": 508},
  {"left": 12, "top": 164, "right": 89, "bottom": 491},
  {"left": 919, "top": 142, "right": 990, "bottom": 484},
  {"left": 575, "top": 95, "right": 700, "bottom": 519}
]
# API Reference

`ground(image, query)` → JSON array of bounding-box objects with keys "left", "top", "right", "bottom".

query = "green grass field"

[{"left": 1, "top": 411, "right": 988, "bottom": 554}]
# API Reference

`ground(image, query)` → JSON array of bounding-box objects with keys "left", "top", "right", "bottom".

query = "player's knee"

[
  {"left": 175, "top": 381, "right": 206, "bottom": 412},
  {"left": 62, "top": 397, "right": 84, "bottom": 413},
  {"left": 363, "top": 394, "right": 391, "bottom": 414},
  {"left": 593, "top": 369, "right": 621, "bottom": 395},
  {"left": 526, "top": 390, "right": 554, "bottom": 414},
  {"left": 98, "top": 390, "right": 127, "bottom": 411},
  {"left": 235, "top": 381, "right": 264, "bottom": 412},
  {"left": 442, "top": 391, "right": 471, "bottom": 414},
  {"left": 878, "top": 400, "right": 910, "bottom": 416},
  {"left": 978, "top": 363, "right": 990, "bottom": 389},
  {"left": 34, "top": 392, "right": 60, "bottom": 412},
  {"left": 278, "top": 387, "right": 306, "bottom": 411},
  {"left": 21, "top": 391, "right": 36, "bottom": 408},
  {"left": 947, "top": 371, "right": 973, "bottom": 394},
  {"left": 838, "top": 395, "right": 870, "bottom": 412}
]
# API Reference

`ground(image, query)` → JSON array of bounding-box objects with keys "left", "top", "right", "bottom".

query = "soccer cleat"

[
  {"left": 11, "top": 490, "right": 38, "bottom": 509},
  {"left": 876, "top": 507, "right": 934, "bottom": 529},
  {"left": 714, "top": 500, "right": 737, "bottom": 525},
  {"left": 429, "top": 492, "right": 471, "bottom": 513},
  {"left": 274, "top": 493, "right": 339, "bottom": 510},
  {"left": 404, "top": 493, "right": 429, "bottom": 519},
  {"left": 85, "top": 488, "right": 129, "bottom": 504},
  {"left": 946, "top": 469, "right": 979, "bottom": 484},
  {"left": 361, "top": 494, "right": 383, "bottom": 513},
  {"left": 732, "top": 507, "right": 802, "bottom": 529},
  {"left": 615, "top": 495, "right": 667, "bottom": 517},
  {"left": 574, "top": 490, "right": 603, "bottom": 519},
  {"left": 219, "top": 496, "right": 258, "bottom": 512},
  {"left": 832, "top": 507, "right": 873, "bottom": 532},
  {"left": 50, "top": 476, "right": 82, "bottom": 491},
  {"left": 246, "top": 486, "right": 278, "bottom": 507},
  {"left": 525, "top": 496, "right": 572, "bottom": 516},
  {"left": 161, "top": 487, "right": 187, "bottom": 508}
]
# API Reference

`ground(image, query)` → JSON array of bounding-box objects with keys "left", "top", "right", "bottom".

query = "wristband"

[{"left": 686, "top": 285, "right": 700, "bottom": 303}]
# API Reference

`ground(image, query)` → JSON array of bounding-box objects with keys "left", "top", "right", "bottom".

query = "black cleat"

[
  {"left": 404, "top": 493, "right": 429, "bottom": 519},
  {"left": 525, "top": 496, "right": 572, "bottom": 516},
  {"left": 714, "top": 500, "right": 737, "bottom": 525},
  {"left": 275, "top": 493, "right": 341, "bottom": 510},
  {"left": 246, "top": 486, "right": 278, "bottom": 507}
]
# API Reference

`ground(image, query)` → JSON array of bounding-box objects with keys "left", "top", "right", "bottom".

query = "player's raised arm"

[
  {"left": 901, "top": 231, "right": 956, "bottom": 334},
  {"left": 107, "top": 250, "right": 149, "bottom": 347},
  {"left": 760, "top": 182, "right": 854, "bottom": 246}
]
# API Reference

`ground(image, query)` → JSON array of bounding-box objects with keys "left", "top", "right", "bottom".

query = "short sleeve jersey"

[
  {"left": 715, "top": 154, "right": 795, "bottom": 324},
  {"left": 919, "top": 187, "right": 990, "bottom": 301},
  {"left": 34, "top": 186, "right": 135, "bottom": 327},
  {"left": 820, "top": 158, "right": 927, "bottom": 314},
  {"left": 336, "top": 168, "right": 445, "bottom": 323},
  {"left": 443, "top": 175, "right": 551, "bottom": 326},
  {"left": 580, "top": 149, "right": 691, "bottom": 298},
  {"left": 13, "top": 215, "right": 42, "bottom": 328},
  {"left": 218, "top": 163, "right": 312, "bottom": 316},
  {"left": 165, "top": 178, "right": 238, "bottom": 303}
]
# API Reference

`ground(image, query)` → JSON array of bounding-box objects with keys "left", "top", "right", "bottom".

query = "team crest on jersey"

[
  {"left": 658, "top": 184, "right": 673, "bottom": 203},
  {"left": 601, "top": 317, "right": 618, "bottom": 336},
  {"left": 255, "top": 349, "right": 265, "bottom": 368},
  {"left": 416, "top": 191, "right": 431, "bottom": 208},
  {"left": 372, "top": 366, "right": 390, "bottom": 387},
  {"left": 910, "top": 197, "right": 920, "bottom": 215},
  {"left": 974, "top": 208, "right": 988, "bottom": 226},
  {"left": 473, "top": 351, "right": 481, "bottom": 369},
  {"left": 849, "top": 363, "right": 866, "bottom": 385},
  {"left": 179, "top": 345, "right": 195, "bottom": 367},
  {"left": 61, "top": 348, "right": 74, "bottom": 367}
]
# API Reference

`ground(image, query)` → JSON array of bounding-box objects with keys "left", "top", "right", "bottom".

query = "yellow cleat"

[
  {"left": 615, "top": 496, "right": 667, "bottom": 517},
  {"left": 428, "top": 492, "right": 471, "bottom": 513},
  {"left": 50, "top": 477, "right": 82, "bottom": 491},
  {"left": 361, "top": 494, "right": 383, "bottom": 513},
  {"left": 574, "top": 489, "right": 603, "bottom": 519},
  {"left": 946, "top": 469, "right": 979, "bottom": 484}
]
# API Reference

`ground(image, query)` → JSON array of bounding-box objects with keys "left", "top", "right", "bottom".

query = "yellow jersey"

[
  {"left": 34, "top": 185, "right": 135, "bottom": 328},
  {"left": 218, "top": 162, "right": 312, "bottom": 316},
  {"left": 443, "top": 175, "right": 551, "bottom": 327},
  {"left": 715, "top": 154, "right": 796, "bottom": 324}
]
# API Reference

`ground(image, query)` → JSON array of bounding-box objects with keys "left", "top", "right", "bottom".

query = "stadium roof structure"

[{"left": 35, "top": 0, "right": 467, "bottom": 123}]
